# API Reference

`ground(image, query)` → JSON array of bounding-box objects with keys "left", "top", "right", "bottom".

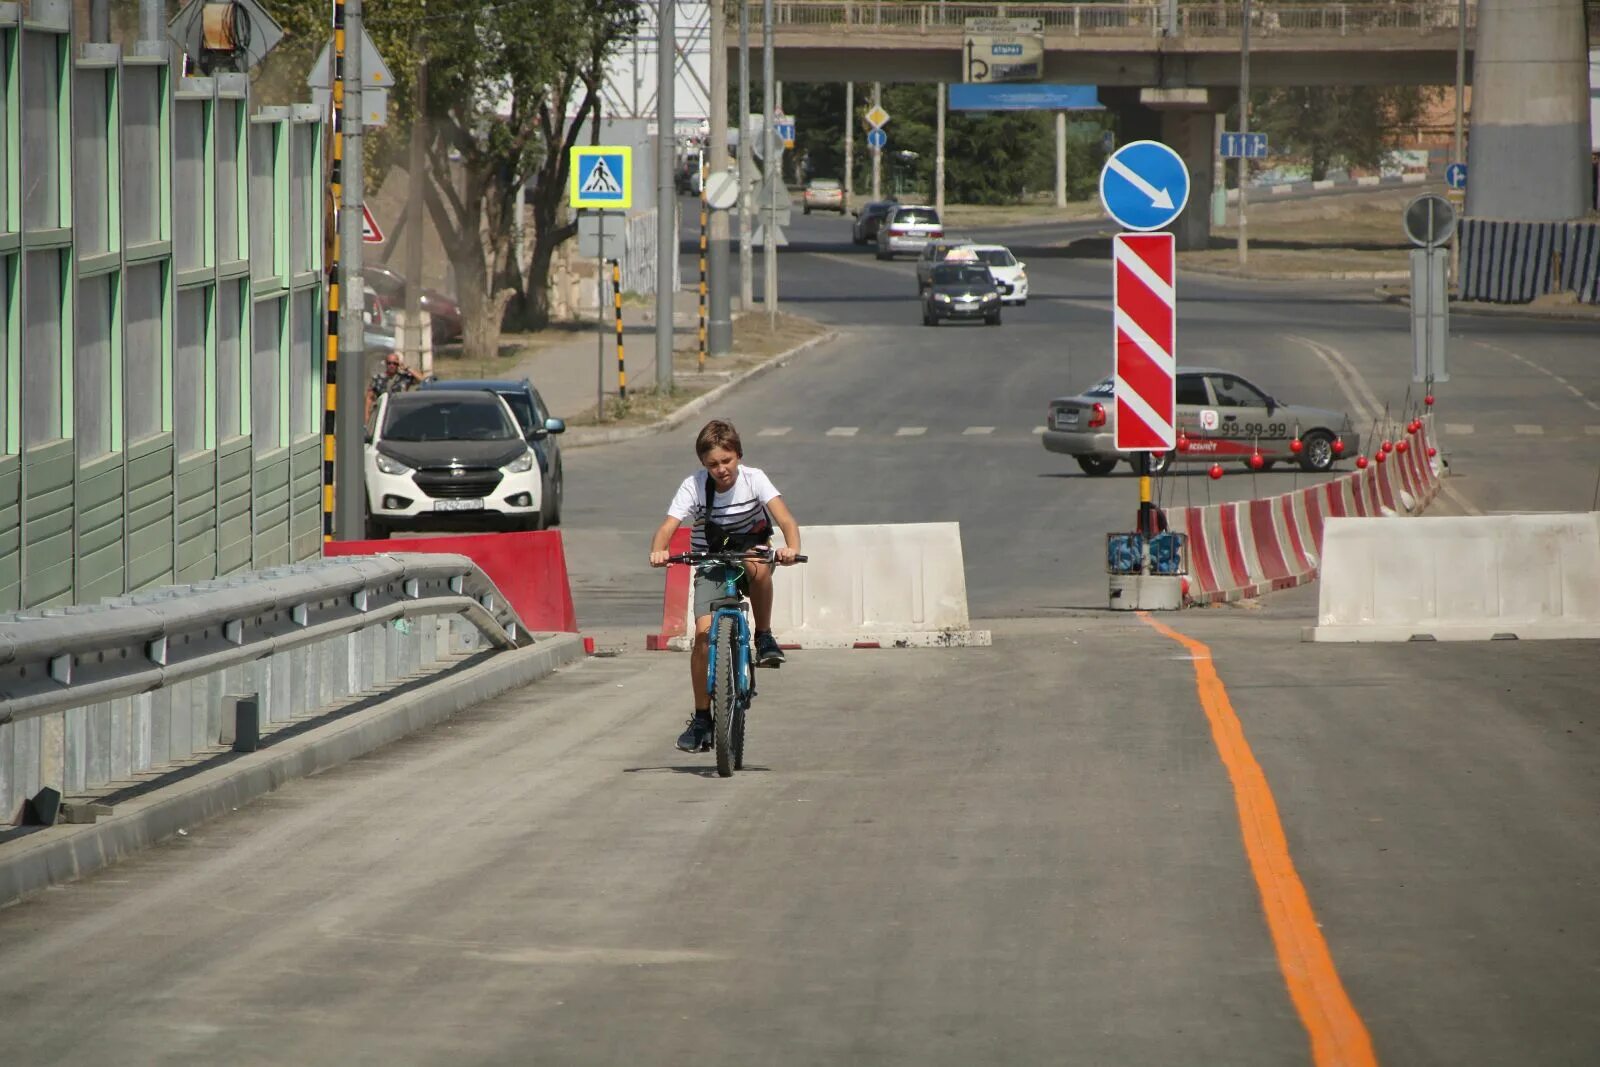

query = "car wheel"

[
  {"left": 363, "top": 513, "right": 389, "bottom": 540},
  {"left": 985, "top": 312, "right": 1001, "bottom": 326},
  {"left": 1299, "top": 430, "right": 1336, "bottom": 473},
  {"left": 1019, "top": 299, "right": 1027, "bottom": 307},
  {"left": 922, "top": 311, "right": 935, "bottom": 326},
  {"left": 804, "top": 206, "right": 811, "bottom": 215},
  {"left": 1076, "top": 456, "right": 1119, "bottom": 477},
  {"left": 1148, "top": 450, "right": 1175, "bottom": 475},
  {"left": 876, "top": 250, "right": 889, "bottom": 260}
]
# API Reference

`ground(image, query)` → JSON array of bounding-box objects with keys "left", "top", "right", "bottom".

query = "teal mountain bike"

[{"left": 665, "top": 547, "right": 807, "bottom": 777}]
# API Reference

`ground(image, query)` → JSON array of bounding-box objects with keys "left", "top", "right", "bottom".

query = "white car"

[
  {"left": 363, "top": 390, "right": 543, "bottom": 539},
  {"left": 968, "top": 244, "right": 1028, "bottom": 305}
]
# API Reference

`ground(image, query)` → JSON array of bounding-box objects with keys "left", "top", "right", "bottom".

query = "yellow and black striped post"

[
  {"left": 612, "top": 260, "right": 626, "bottom": 400},
  {"left": 322, "top": 0, "right": 347, "bottom": 541},
  {"left": 698, "top": 200, "right": 708, "bottom": 371}
]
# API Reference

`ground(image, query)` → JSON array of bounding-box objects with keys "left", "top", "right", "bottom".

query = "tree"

[
  {"left": 416, "top": 0, "right": 641, "bottom": 354},
  {"left": 1248, "top": 86, "right": 1440, "bottom": 181}
]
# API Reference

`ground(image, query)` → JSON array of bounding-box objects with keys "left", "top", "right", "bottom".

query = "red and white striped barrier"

[{"left": 1178, "top": 417, "right": 1445, "bottom": 606}]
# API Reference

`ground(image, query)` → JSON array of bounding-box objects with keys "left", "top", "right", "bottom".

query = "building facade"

[{"left": 1, "top": 3, "right": 325, "bottom": 612}]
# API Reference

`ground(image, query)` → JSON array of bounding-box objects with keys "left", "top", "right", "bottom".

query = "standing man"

[{"left": 366, "top": 350, "right": 424, "bottom": 420}]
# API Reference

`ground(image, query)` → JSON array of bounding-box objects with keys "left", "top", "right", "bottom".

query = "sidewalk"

[{"left": 1373, "top": 284, "right": 1600, "bottom": 322}]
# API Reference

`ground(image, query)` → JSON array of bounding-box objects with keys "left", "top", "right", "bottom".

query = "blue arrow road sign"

[
  {"left": 775, "top": 119, "right": 796, "bottom": 147},
  {"left": 867, "top": 128, "right": 887, "bottom": 149},
  {"left": 1099, "top": 140, "right": 1190, "bottom": 232},
  {"left": 1445, "top": 162, "right": 1467, "bottom": 191},
  {"left": 1219, "top": 131, "right": 1268, "bottom": 159}
]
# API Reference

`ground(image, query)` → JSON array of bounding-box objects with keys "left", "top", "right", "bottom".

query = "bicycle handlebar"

[{"left": 663, "top": 548, "right": 808, "bottom": 566}]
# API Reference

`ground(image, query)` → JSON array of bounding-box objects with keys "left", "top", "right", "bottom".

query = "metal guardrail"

[
  {"left": 0, "top": 554, "right": 529, "bottom": 725},
  {"left": 760, "top": 1, "right": 1484, "bottom": 36}
]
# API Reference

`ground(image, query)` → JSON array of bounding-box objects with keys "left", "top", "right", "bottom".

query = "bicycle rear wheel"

[{"left": 711, "top": 615, "right": 738, "bottom": 778}]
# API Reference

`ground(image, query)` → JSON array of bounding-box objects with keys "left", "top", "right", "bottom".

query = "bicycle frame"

[{"left": 700, "top": 562, "right": 755, "bottom": 712}]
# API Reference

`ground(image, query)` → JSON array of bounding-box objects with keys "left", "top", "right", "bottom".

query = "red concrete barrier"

[
  {"left": 646, "top": 527, "right": 693, "bottom": 651},
  {"left": 326, "top": 531, "right": 579, "bottom": 633}
]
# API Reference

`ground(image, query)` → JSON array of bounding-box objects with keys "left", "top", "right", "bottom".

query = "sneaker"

[
  {"left": 755, "top": 630, "right": 786, "bottom": 667},
  {"left": 677, "top": 713, "right": 713, "bottom": 752}
]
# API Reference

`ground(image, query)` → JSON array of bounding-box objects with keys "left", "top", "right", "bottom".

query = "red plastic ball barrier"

[
  {"left": 1356, "top": 455, "right": 1369, "bottom": 469},
  {"left": 1396, "top": 440, "right": 1409, "bottom": 454},
  {"left": 1290, "top": 438, "right": 1304, "bottom": 454},
  {"left": 1375, "top": 450, "right": 1387, "bottom": 463},
  {"left": 1424, "top": 394, "right": 1435, "bottom": 406},
  {"left": 1208, "top": 464, "right": 1224, "bottom": 480},
  {"left": 1332, "top": 439, "right": 1346, "bottom": 456},
  {"left": 1427, "top": 446, "right": 1437, "bottom": 458},
  {"left": 1381, "top": 439, "right": 1393, "bottom": 454},
  {"left": 1248, "top": 453, "right": 1265, "bottom": 471}
]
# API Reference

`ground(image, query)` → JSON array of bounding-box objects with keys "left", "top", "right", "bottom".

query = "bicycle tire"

[
  {"left": 712, "top": 614, "right": 738, "bottom": 778},
  {"left": 733, "top": 699, "right": 747, "bottom": 771}
]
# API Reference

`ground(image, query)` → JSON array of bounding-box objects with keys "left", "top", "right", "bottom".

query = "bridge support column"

[{"left": 1140, "top": 89, "right": 1220, "bottom": 252}]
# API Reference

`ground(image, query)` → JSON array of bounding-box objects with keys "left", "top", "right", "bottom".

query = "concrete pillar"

[
  {"left": 1465, "top": 0, "right": 1590, "bottom": 220},
  {"left": 1141, "top": 89, "right": 1218, "bottom": 252},
  {"left": 1054, "top": 112, "right": 1067, "bottom": 207}
]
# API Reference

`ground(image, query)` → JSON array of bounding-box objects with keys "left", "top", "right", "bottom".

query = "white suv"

[
  {"left": 875, "top": 205, "right": 943, "bottom": 259},
  {"left": 363, "top": 391, "right": 543, "bottom": 539}
]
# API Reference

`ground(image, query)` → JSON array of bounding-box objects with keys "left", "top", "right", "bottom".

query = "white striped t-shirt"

[{"left": 667, "top": 465, "right": 780, "bottom": 551}]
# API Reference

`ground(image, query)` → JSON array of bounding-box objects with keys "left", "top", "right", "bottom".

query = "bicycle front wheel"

[{"left": 711, "top": 614, "right": 738, "bottom": 778}]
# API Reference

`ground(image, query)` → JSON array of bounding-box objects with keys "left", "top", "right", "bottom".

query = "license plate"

[
  {"left": 433, "top": 498, "right": 485, "bottom": 512},
  {"left": 1060, "top": 413, "right": 1078, "bottom": 427}
]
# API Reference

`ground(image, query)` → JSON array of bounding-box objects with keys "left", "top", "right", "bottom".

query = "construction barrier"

[
  {"left": 649, "top": 522, "right": 991, "bottom": 650},
  {"left": 327, "top": 531, "right": 580, "bottom": 633},
  {"left": 1176, "top": 420, "right": 1444, "bottom": 605},
  {"left": 1306, "top": 512, "right": 1600, "bottom": 642}
]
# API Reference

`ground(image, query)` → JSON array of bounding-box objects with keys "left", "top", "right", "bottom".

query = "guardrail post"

[
  {"left": 223, "top": 694, "right": 261, "bottom": 753},
  {"left": 1073, "top": 5, "right": 1080, "bottom": 35}
]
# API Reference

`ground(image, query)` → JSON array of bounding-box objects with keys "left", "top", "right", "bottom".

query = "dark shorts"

[{"left": 693, "top": 567, "right": 747, "bottom": 620}]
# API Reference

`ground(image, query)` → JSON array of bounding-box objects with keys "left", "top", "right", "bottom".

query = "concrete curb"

[
  {"left": 1184, "top": 265, "right": 1410, "bottom": 281},
  {"left": 0, "top": 634, "right": 586, "bottom": 908},
  {"left": 1372, "top": 286, "right": 1600, "bottom": 322},
  {"left": 562, "top": 327, "right": 841, "bottom": 449}
]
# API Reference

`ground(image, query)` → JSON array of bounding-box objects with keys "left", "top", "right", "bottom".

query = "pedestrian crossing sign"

[{"left": 570, "top": 146, "right": 632, "bottom": 209}]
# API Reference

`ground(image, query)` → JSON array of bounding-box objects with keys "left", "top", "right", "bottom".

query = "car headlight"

[
  {"left": 934, "top": 293, "right": 952, "bottom": 303},
  {"left": 982, "top": 292, "right": 999, "bottom": 302},
  {"left": 501, "top": 450, "right": 536, "bottom": 474},
  {"left": 375, "top": 453, "right": 413, "bottom": 476}
]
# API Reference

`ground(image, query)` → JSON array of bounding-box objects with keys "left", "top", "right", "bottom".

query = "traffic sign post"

[
  {"left": 570, "top": 146, "right": 633, "bottom": 209},
  {"left": 1113, "top": 233, "right": 1178, "bottom": 455},
  {"left": 1099, "top": 140, "right": 1191, "bottom": 232},
  {"left": 1219, "top": 131, "right": 1268, "bottom": 159},
  {"left": 1404, "top": 193, "right": 1455, "bottom": 385}
]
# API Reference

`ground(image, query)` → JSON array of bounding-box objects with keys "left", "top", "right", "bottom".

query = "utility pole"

[
  {"left": 762, "top": 0, "right": 777, "bottom": 323},
  {"left": 738, "top": 0, "right": 753, "bottom": 310},
  {"left": 1452, "top": 0, "right": 1466, "bottom": 164},
  {"left": 936, "top": 84, "right": 946, "bottom": 215},
  {"left": 336, "top": 0, "right": 367, "bottom": 539},
  {"left": 1054, "top": 111, "right": 1066, "bottom": 208},
  {"left": 871, "top": 82, "right": 882, "bottom": 200},
  {"left": 708, "top": 0, "right": 732, "bottom": 354},
  {"left": 405, "top": 5, "right": 429, "bottom": 377},
  {"left": 656, "top": 0, "right": 676, "bottom": 391},
  {"left": 844, "top": 82, "right": 854, "bottom": 213},
  {"left": 1237, "top": 0, "right": 1250, "bottom": 268}
]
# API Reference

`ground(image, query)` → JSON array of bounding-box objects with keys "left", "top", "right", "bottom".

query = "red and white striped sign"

[{"left": 1112, "top": 232, "right": 1176, "bottom": 451}]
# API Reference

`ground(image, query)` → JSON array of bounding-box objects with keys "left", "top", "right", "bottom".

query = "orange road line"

[{"left": 1139, "top": 612, "right": 1378, "bottom": 1067}]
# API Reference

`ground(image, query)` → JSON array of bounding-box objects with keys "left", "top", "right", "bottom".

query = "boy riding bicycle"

[{"left": 649, "top": 419, "right": 802, "bottom": 752}]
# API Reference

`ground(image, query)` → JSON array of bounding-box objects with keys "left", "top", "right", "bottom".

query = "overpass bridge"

[{"left": 755, "top": 0, "right": 1486, "bottom": 87}]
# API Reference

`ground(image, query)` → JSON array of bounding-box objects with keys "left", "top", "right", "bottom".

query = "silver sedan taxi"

[{"left": 1042, "top": 369, "right": 1360, "bottom": 476}]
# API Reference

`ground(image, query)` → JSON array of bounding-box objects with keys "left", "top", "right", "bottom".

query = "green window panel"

[
  {"left": 74, "top": 269, "right": 120, "bottom": 459},
  {"left": 2, "top": 30, "right": 15, "bottom": 235},
  {"left": 73, "top": 66, "right": 113, "bottom": 257},
  {"left": 251, "top": 294, "right": 283, "bottom": 454},
  {"left": 289, "top": 286, "right": 319, "bottom": 438},
  {"left": 21, "top": 248, "right": 67, "bottom": 446},
  {"left": 21, "top": 31, "right": 64, "bottom": 232},
  {"left": 248, "top": 120, "right": 277, "bottom": 282},
  {"left": 1, "top": 253, "right": 12, "bottom": 454},
  {"left": 175, "top": 285, "right": 211, "bottom": 455},
  {"left": 174, "top": 97, "right": 210, "bottom": 272},
  {"left": 218, "top": 278, "right": 244, "bottom": 441},
  {"left": 122, "top": 64, "right": 164, "bottom": 248},
  {"left": 216, "top": 101, "right": 245, "bottom": 265},
  {"left": 125, "top": 259, "right": 167, "bottom": 443}
]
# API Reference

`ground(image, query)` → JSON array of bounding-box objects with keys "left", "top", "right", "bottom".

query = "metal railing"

[
  {"left": 760, "top": 1, "right": 1483, "bottom": 37},
  {"left": 0, "top": 554, "right": 528, "bottom": 726}
]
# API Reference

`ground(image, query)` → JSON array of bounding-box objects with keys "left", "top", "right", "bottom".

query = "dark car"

[
  {"left": 921, "top": 263, "right": 1003, "bottom": 326},
  {"left": 851, "top": 199, "right": 898, "bottom": 245},
  {"left": 419, "top": 378, "right": 566, "bottom": 527},
  {"left": 364, "top": 265, "right": 464, "bottom": 345}
]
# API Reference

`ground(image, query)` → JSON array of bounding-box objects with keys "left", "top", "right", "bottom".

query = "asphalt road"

[{"left": 3, "top": 202, "right": 1598, "bottom": 1066}]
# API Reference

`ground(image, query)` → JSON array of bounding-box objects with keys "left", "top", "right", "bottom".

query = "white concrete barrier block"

[
  {"left": 771, "top": 523, "right": 990, "bottom": 647},
  {"left": 1306, "top": 513, "right": 1600, "bottom": 641}
]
